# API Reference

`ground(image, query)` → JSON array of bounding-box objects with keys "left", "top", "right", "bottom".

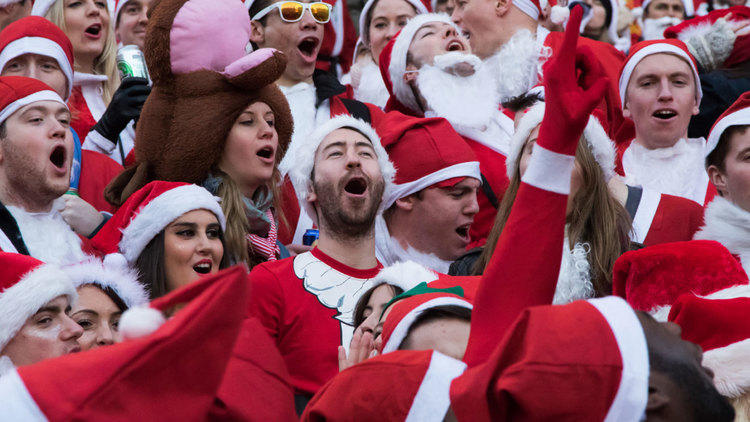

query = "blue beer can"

[{"left": 303, "top": 229, "right": 319, "bottom": 246}]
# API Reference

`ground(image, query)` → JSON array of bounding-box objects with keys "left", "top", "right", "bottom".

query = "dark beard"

[
  {"left": 3, "top": 139, "right": 67, "bottom": 207},
  {"left": 313, "top": 173, "right": 384, "bottom": 240}
]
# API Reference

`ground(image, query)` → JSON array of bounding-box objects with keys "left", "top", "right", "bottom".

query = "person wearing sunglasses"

[{"left": 246, "top": 0, "right": 386, "bottom": 252}]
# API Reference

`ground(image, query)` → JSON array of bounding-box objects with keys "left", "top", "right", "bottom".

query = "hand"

[
  {"left": 60, "top": 195, "right": 104, "bottom": 237},
  {"left": 92, "top": 77, "right": 150, "bottom": 142},
  {"left": 539, "top": 5, "right": 609, "bottom": 156},
  {"left": 338, "top": 329, "right": 376, "bottom": 372},
  {"left": 286, "top": 243, "right": 312, "bottom": 256}
]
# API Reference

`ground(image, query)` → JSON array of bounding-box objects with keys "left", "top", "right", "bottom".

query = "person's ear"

[
  {"left": 306, "top": 182, "right": 317, "bottom": 206},
  {"left": 495, "top": 0, "right": 511, "bottom": 17},
  {"left": 404, "top": 64, "right": 418, "bottom": 84},
  {"left": 395, "top": 196, "right": 415, "bottom": 211},
  {"left": 249, "top": 20, "right": 266, "bottom": 46},
  {"left": 708, "top": 165, "right": 728, "bottom": 197},
  {"left": 691, "top": 98, "right": 699, "bottom": 116},
  {"left": 646, "top": 384, "right": 670, "bottom": 416}
]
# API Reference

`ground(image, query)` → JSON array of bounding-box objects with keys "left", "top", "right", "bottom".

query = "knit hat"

[
  {"left": 378, "top": 113, "right": 481, "bottom": 209},
  {"left": 91, "top": 181, "right": 226, "bottom": 265},
  {"left": 706, "top": 91, "right": 750, "bottom": 155},
  {"left": 506, "top": 102, "right": 617, "bottom": 181},
  {"left": 0, "top": 17, "right": 74, "bottom": 99},
  {"left": 619, "top": 39, "right": 702, "bottom": 109},
  {"left": 104, "top": 0, "right": 293, "bottom": 206},
  {"left": 285, "top": 115, "right": 396, "bottom": 226},
  {"left": 0, "top": 266, "right": 248, "bottom": 421},
  {"left": 0, "top": 252, "right": 77, "bottom": 351},
  {"left": 380, "top": 287, "right": 473, "bottom": 354},
  {"left": 61, "top": 257, "right": 148, "bottom": 309},
  {"left": 612, "top": 240, "right": 748, "bottom": 319},
  {"left": 379, "top": 13, "right": 459, "bottom": 113},
  {"left": 0, "top": 76, "right": 66, "bottom": 125},
  {"left": 359, "top": 0, "right": 430, "bottom": 47},
  {"left": 669, "top": 287, "right": 750, "bottom": 398}
]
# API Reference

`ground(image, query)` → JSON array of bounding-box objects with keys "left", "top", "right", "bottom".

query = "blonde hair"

[
  {"left": 47, "top": 0, "right": 120, "bottom": 103},
  {"left": 473, "top": 133, "right": 632, "bottom": 296},
  {"left": 732, "top": 394, "right": 750, "bottom": 422}
]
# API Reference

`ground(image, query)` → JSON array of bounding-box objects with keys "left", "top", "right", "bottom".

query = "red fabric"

[
  {"left": 707, "top": 91, "right": 750, "bottom": 148},
  {"left": 612, "top": 240, "right": 748, "bottom": 312},
  {"left": 0, "top": 17, "right": 74, "bottom": 67},
  {"left": 428, "top": 274, "right": 480, "bottom": 302},
  {"left": 78, "top": 150, "right": 123, "bottom": 213},
  {"left": 19, "top": 266, "right": 248, "bottom": 421},
  {"left": 450, "top": 301, "right": 624, "bottom": 422},
  {"left": 316, "top": 0, "right": 357, "bottom": 73},
  {"left": 0, "top": 252, "right": 44, "bottom": 292},
  {"left": 277, "top": 177, "right": 300, "bottom": 246},
  {"left": 669, "top": 293, "right": 750, "bottom": 352},
  {"left": 247, "top": 247, "right": 383, "bottom": 395},
  {"left": 642, "top": 193, "right": 706, "bottom": 246},
  {"left": 465, "top": 139, "right": 509, "bottom": 247},
  {"left": 0, "top": 76, "right": 60, "bottom": 113},
  {"left": 68, "top": 86, "right": 97, "bottom": 141}
]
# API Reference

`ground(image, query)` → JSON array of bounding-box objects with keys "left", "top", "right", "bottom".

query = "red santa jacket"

[
  {"left": 629, "top": 187, "right": 706, "bottom": 247},
  {"left": 78, "top": 150, "right": 123, "bottom": 213},
  {"left": 69, "top": 86, "right": 96, "bottom": 141},
  {"left": 316, "top": 0, "right": 357, "bottom": 74},
  {"left": 247, "top": 247, "right": 383, "bottom": 396}
]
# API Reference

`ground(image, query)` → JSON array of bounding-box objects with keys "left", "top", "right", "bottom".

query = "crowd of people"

[{"left": 0, "top": 0, "right": 748, "bottom": 419}]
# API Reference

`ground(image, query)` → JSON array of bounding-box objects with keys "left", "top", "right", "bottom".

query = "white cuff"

[
  {"left": 521, "top": 145, "right": 575, "bottom": 194},
  {"left": 82, "top": 129, "right": 117, "bottom": 155}
]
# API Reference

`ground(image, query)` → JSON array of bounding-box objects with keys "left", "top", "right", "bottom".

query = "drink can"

[
  {"left": 116, "top": 45, "right": 150, "bottom": 80},
  {"left": 303, "top": 229, "right": 319, "bottom": 246}
]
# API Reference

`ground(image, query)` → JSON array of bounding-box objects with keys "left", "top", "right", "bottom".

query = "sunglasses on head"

[{"left": 252, "top": 1, "right": 332, "bottom": 24}]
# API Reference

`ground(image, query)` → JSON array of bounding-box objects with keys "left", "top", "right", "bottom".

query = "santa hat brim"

[
  {"left": 0, "top": 264, "right": 77, "bottom": 350},
  {"left": 384, "top": 161, "right": 481, "bottom": 209},
  {"left": 0, "top": 37, "right": 74, "bottom": 100},
  {"left": 0, "top": 90, "right": 66, "bottom": 125},
  {"left": 706, "top": 107, "right": 750, "bottom": 155},
  {"left": 30, "top": 0, "right": 56, "bottom": 17},
  {"left": 373, "top": 260, "right": 439, "bottom": 293},
  {"left": 505, "top": 102, "right": 616, "bottom": 181},
  {"left": 287, "top": 115, "right": 396, "bottom": 226},
  {"left": 119, "top": 184, "right": 226, "bottom": 263},
  {"left": 63, "top": 259, "right": 148, "bottom": 308}
]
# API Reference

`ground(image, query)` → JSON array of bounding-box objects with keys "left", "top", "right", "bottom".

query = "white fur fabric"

[
  {"left": 6, "top": 198, "right": 85, "bottom": 265},
  {"left": 119, "top": 184, "right": 225, "bottom": 263},
  {"left": 0, "top": 263, "right": 77, "bottom": 350},
  {"left": 640, "top": 16, "right": 683, "bottom": 41},
  {"left": 372, "top": 260, "right": 439, "bottom": 293},
  {"left": 678, "top": 19, "right": 736, "bottom": 72},
  {"left": 374, "top": 216, "right": 454, "bottom": 274},
  {"left": 554, "top": 238, "right": 595, "bottom": 304},
  {"left": 0, "top": 355, "right": 14, "bottom": 377},
  {"left": 352, "top": 61, "right": 390, "bottom": 109},
  {"left": 119, "top": 306, "right": 166, "bottom": 340},
  {"left": 62, "top": 257, "right": 148, "bottom": 308},
  {"left": 704, "top": 338, "right": 750, "bottom": 398},
  {"left": 278, "top": 82, "right": 319, "bottom": 177},
  {"left": 622, "top": 138, "right": 709, "bottom": 205},
  {"left": 695, "top": 197, "right": 750, "bottom": 276}
]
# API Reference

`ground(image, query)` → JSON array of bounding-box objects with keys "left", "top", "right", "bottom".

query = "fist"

[{"left": 60, "top": 195, "right": 104, "bottom": 237}]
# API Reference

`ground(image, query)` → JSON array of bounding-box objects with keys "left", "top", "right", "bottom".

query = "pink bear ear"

[{"left": 223, "top": 48, "right": 288, "bottom": 90}]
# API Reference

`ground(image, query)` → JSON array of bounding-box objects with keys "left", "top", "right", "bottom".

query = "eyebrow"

[
  {"left": 321, "top": 141, "right": 345, "bottom": 153},
  {"left": 72, "top": 309, "right": 99, "bottom": 317},
  {"left": 35, "top": 305, "right": 61, "bottom": 314},
  {"left": 170, "top": 222, "right": 197, "bottom": 229}
]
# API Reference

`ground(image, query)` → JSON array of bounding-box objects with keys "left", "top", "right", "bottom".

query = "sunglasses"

[{"left": 252, "top": 1, "right": 332, "bottom": 24}]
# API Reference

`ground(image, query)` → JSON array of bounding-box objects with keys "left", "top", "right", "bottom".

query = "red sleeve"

[
  {"left": 78, "top": 150, "right": 124, "bottom": 213},
  {"left": 246, "top": 265, "right": 285, "bottom": 341},
  {"left": 277, "top": 178, "right": 300, "bottom": 246}
]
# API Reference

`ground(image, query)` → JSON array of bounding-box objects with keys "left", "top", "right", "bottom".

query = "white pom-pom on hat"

[
  {"left": 551, "top": 5, "right": 570, "bottom": 24},
  {"left": 119, "top": 306, "right": 166, "bottom": 340}
]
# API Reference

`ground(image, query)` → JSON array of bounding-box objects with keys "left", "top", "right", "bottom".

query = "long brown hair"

[{"left": 473, "top": 133, "right": 632, "bottom": 296}]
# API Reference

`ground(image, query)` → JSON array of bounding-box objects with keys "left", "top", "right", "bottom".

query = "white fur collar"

[
  {"left": 374, "top": 216, "right": 453, "bottom": 274},
  {"left": 695, "top": 197, "right": 750, "bottom": 276},
  {"left": 352, "top": 61, "right": 389, "bottom": 109},
  {"left": 0, "top": 356, "right": 14, "bottom": 377}
]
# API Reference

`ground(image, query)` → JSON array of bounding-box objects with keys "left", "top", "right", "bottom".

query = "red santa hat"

[
  {"left": 359, "top": 0, "right": 430, "bottom": 47},
  {"left": 612, "top": 240, "right": 749, "bottom": 320},
  {"left": 669, "top": 288, "right": 750, "bottom": 399},
  {"left": 505, "top": 101, "right": 617, "bottom": 181},
  {"left": 379, "top": 13, "right": 459, "bottom": 113},
  {"left": 61, "top": 257, "right": 148, "bottom": 309},
  {"left": 285, "top": 115, "right": 396, "bottom": 226},
  {"left": 516, "top": 0, "right": 570, "bottom": 22},
  {"left": 380, "top": 290, "right": 473, "bottom": 354},
  {"left": 0, "top": 252, "right": 77, "bottom": 352},
  {"left": 112, "top": 0, "right": 132, "bottom": 23},
  {"left": 378, "top": 113, "right": 481, "bottom": 209},
  {"left": 90, "top": 181, "right": 226, "bottom": 265},
  {"left": 0, "top": 266, "right": 248, "bottom": 420},
  {"left": 619, "top": 39, "right": 702, "bottom": 109},
  {"left": 0, "top": 17, "right": 74, "bottom": 100},
  {"left": 30, "top": 0, "right": 58, "bottom": 16},
  {"left": 705, "top": 91, "right": 750, "bottom": 155},
  {"left": 0, "top": 76, "right": 66, "bottom": 125}
]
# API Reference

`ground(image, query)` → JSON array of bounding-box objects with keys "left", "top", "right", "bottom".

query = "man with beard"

[
  {"left": 634, "top": 0, "right": 690, "bottom": 41},
  {"left": 246, "top": 0, "right": 384, "bottom": 247},
  {"left": 0, "top": 77, "right": 86, "bottom": 264},
  {"left": 450, "top": 0, "right": 624, "bottom": 105},
  {"left": 247, "top": 116, "right": 395, "bottom": 410},
  {"left": 379, "top": 14, "right": 514, "bottom": 245}
]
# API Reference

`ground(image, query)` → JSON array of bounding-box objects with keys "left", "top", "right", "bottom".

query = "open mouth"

[
  {"left": 298, "top": 37, "right": 319, "bottom": 58},
  {"left": 50, "top": 145, "right": 66, "bottom": 169},
  {"left": 256, "top": 146, "right": 274, "bottom": 160},
  {"left": 344, "top": 177, "right": 367, "bottom": 195},
  {"left": 84, "top": 24, "right": 102, "bottom": 36},
  {"left": 192, "top": 260, "right": 212, "bottom": 274},
  {"left": 455, "top": 224, "right": 470, "bottom": 239},
  {"left": 447, "top": 39, "right": 464, "bottom": 51},
  {"left": 652, "top": 109, "right": 677, "bottom": 120}
]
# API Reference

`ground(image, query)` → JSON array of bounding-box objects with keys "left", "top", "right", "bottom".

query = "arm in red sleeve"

[{"left": 246, "top": 264, "right": 284, "bottom": 342}]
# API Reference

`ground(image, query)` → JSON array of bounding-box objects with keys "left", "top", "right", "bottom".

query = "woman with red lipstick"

[{"left": 33, "top": 0, "right": 149, "bottom": 165}]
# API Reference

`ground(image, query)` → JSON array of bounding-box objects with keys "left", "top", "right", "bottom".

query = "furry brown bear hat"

[{"left": 105, "top": 0, "right": 293, "bottom": 206}]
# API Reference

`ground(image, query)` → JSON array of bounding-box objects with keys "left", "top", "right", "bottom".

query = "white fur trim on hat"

[
  {"left": 63, "top": 258, "right": 148, "bottom": 308},
  {"left": 0, "top": 37, "right": 74, "bottom": 100},
  {"left": 359, "top": 0, "right": 429, "bottom": 46},
  {"left": 382, "top": 296, "right": 473, "bottom": 354},
  {"left": 113, "top": 0, "right": 132, "bottom": 22},
  {"left": 118, "top": 306, "right": 165, "bottom": 340},
  {"left": 0, "top": 263, "right": 77, "bottom": 350},
  {"left": 383, "top": 161, "right": 481, "bottom": 209},
  {"left": 389, "top": 13, "right": 456, "bottom": 113},
  {"left": 30, "top": 0, "right": 56, "bottom": 16},
  {"left": 641, "top": 0, "right": 693, "bottom": 18},
  {"left": 0, "top": 90, "right": 66, "bottom": 125},
  {"left": 513, "top": 0, "right": 541, "bottom": 20},
  {"left": 287, "top": 115, "right": 396, "bottom": 226},
  {"left": 505, "top": 102, "right": 617, "bottom": 181},
  {"left": 703, "top": 337, "right": 750, "bottom": 398},
  {"left": 706, "top": 107, "right": 750, "bottom": 155},
  {"left": 619, "top": 43, "right": 702, "bottom": 109},
  {"left": 119, "top": 184, "right": 226, "bottom": 263},
  {"left": 373, "top": 260, "right": 439, "bottom": 293},
  {"left": 407, "top": 351, "right": 467, "bottom": 420}
]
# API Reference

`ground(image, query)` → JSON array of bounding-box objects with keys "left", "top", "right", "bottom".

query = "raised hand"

[
  {"left": 538, "top": 5, "right": 609, "bottom": 156},
  {"left": 338, "top": 330, "right": 376, "bottom": 372}
]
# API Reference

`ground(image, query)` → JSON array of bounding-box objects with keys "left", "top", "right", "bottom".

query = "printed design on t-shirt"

[{"left": 294, "top": 252, "right": 376, "bottom": 351}]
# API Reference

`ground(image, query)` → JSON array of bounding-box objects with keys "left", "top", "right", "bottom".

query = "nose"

[
  {"left": 657, "top": 79, "right": 674, "bottom": 101},
  {"left": 345, "top": 148, "right": 362, "bottom": 169},
  {"left": 386, "top": 23, "right": 400, "bottom": 41},
  {"left": 139, "top": 8, "right": 148, "bottom": 24},
  {"left": 299, "top": 7, "right": 318, "bottom": 30},
  {"left": 444, "top": 26, "right": 458, "bottom": 39},
  {"left": 97, "top": 323, "right": 115, "bottom": 346},
  {"left": 86, "top": 0, "right": 100, "bottom": 16},
  {"left": 359, "top": 312, "right": 378, "bottom": 334},
  {"left": 258, "top": 119, "right": 274, "bottom": 139},
  {"left": 61, "top": 314, "right": 84, "bottom": 342},
  {"left": 464, "top": 192, "right": 479, "bottom": 216},
  {"left": 50, "top": 119, "right": 67, "bottom": 139}
]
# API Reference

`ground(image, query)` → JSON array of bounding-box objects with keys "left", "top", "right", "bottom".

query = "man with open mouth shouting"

[
  {"left": 0, "top": 76, "right": 87, "bottom": 264},
  {"left": 247, "top": 115, "right": 395, "bottom": 412}
]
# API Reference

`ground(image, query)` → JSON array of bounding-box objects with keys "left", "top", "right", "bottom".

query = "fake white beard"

[
  {"left": 554, "top": 239, "right": 595, "bottom": 305},
  {"left": 483, "top": 29, "right": 547, "bottom": 103},
  {"left": 417, "top": 52, "right": 500, "bottom": 129},
  {"left": 353, "top": 61, "right": 390, "bottom": 109},
  {"left": 641, "top": 16, "right": 683, "bottom": 40}
]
